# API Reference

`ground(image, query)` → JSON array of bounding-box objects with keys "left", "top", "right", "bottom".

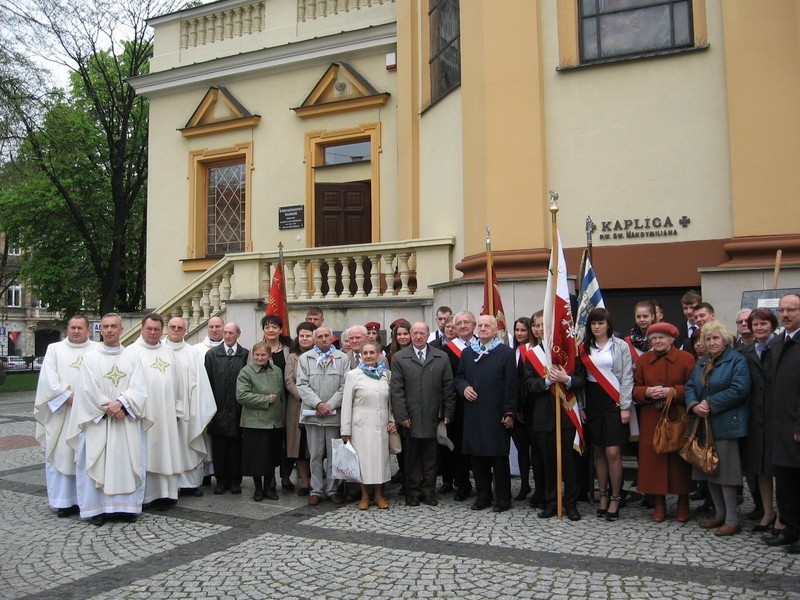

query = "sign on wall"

[{"left": 279, "top": 205, "right": 305, "bottom": 230}]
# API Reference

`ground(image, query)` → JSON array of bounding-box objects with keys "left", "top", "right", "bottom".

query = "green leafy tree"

[{"left": 0, "top": 0, "right": 181, "bottom": 314}]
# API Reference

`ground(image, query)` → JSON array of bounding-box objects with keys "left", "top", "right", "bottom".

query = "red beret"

[
  {"left": 646, "top": 322, "right": 679, "bottom": 339},
  {"left": 390, "top": 318, "right": 410, "bottom": 330},
  {"left": 365, "top": 321, "right": 381, "bottom": 331}
]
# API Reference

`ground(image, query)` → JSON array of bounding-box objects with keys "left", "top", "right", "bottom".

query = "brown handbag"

[
  {"left": 679, "top": 416, "right": 720, "bottom": 475},
  {"left": 652, "top": 389, "right": 688, "bottom": 454}
]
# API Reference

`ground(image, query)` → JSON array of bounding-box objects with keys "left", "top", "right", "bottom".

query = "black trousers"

[
  {"left": 535, "top": 428, "right": 578, "bottom": 510},
  {"left": 774, "top": 465, "right": 800, "bottom": 537},
  {"left": 211, "top": 434, "right": 242, "bottom": 487},
  {"left": 471, "top": 455, "right": 511, "bottom": 507},
  {"left": 403, "top": 432, "right": 438, "bottom": 501}
]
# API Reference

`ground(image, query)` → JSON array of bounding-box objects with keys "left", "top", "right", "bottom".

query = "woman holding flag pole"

[{"left": 580, "top": 308, "right": 634, "bottom": 521}]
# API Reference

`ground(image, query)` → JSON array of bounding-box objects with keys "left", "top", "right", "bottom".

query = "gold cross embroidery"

[
  {"left": 104, "top": 364, "right": 127, "bottom": 386},
  {"left": 150, "top": 357, "right": 170, "bottom": 374},
  {"left": 69, "top": 355, "right": 84, "bottom": 370}
]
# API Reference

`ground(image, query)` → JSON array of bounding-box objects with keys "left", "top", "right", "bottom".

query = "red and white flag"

[
  {"left": 543, "top": 231, "right": 583, "bottom": 451},
  {"left": 266, "top": 257, "right": 290, "bottom": 337}
]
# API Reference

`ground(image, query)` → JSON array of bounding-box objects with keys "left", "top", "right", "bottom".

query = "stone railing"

[
  {"left": 180, "top": 1, "right": 266, "bottom": 50},
  {"left": 120, "top": 236, "right": 453, "bottom": 344},
  {"left": 297, "top": 0, "right": 394, "bottom": 22}
]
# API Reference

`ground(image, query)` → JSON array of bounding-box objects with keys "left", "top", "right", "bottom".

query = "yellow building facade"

[{"left": 132, "top": 0, "right": 800, "bottom": 346}]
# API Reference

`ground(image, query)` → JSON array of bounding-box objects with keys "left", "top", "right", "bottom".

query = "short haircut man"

[
  {"left": 429, "top": 306, "right": 453, "bottom": 343},
  {"left": 34, "top": 314, "right": 100, "bottom": 517},
  {"left": 296, "top": 326, "right": 350, "bottom": 505},
  {"left": 345, "top": 325, "right": 368, "bottom": 368},
  {"left": 195, "top": 315, "right": 225, "bottom": 354},
  {"left": 693, "top": 302, "right": 716, "bottom": 329},
  {"left": 391, "top": 322, "right": 456, "bottom": 506}
]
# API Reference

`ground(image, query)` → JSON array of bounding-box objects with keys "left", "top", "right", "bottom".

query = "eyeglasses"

[{"left": 735, "top": 320, "right": 748, "bottom": 325}]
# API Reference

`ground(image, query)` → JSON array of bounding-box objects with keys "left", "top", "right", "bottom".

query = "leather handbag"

[
  {"left": 679, "top": 416, "right": 720, "bottom": 476},
  {"left": 652, "top": 389, "right": 688, "bottom": 454},
  {"left": 388, "top": 430, "right": 402, "bottom": 455}
]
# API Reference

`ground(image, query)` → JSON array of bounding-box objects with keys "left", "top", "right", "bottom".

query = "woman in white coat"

[{"left": 340, "top": 339, "right": 397, "bottom": 509}]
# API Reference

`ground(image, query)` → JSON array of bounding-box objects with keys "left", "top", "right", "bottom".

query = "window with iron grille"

[
  {"left": 206, "top": 162, "right": 246, "bottom": 255},
  {"left": 429, "top": 0, "right": 460, "bottom": 104}
]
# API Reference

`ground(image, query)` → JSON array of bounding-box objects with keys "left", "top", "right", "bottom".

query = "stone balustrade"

[
  {"left": 297, "top": 0, "right": 393, "bottom": 22},
  {"left": 180, "top": 1, "right": 266, "bottom": 50}
]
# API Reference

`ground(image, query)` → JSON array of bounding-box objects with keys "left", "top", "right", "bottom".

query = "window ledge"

[
  {"left": 557, "top": 43, "right": 709, "bottom": 72},
  {"left": 181, "top": 256, "right": 223, "bottom": 272}
]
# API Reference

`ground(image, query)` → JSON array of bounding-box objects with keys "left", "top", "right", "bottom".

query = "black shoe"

[
  {"left": 213, "top": 485, "right": 225, "bottom": 495},
  {"left": 471, "top": 501, "right": 491, "bottom": 511},
  {"left": 230, "top": 484, "right": 242, "bottom": 495},
  {"left": 181, "top": 487, "right": 203, "bottom": 497},
  {"left": 514, "top": 486, "right": 531, "bottom": 501},
  {"left": 752, "top": 516, "right": 777, "bottom": 533},
  {"left": 438, "top": 482, "right": 454, "bottom": 494},
  {"left": 406, "top": 499, "right": 420, "bottom": 507},
  {"left": 493, "top": 503, "right": 511, "bottom": 513},
  {"left": 453, "top": 488, "right": 471, "bottom": 502},
  {"left": 424, "top": 498, "right": 439, "bottom": 507},
  {"left": 117, "top": 513, "right": 137, "bottom": 523},
  {"left": 298, "top": 487, "right": 310, "bottom": 497},
  {"left": 57, "top": 505, "right": 79, "bottom": 518},
  {"left": 764, "top": 532, "right": 798, "bottom": 547},
  {"left": 566, "top": 506, "right": 582, "bottom": 521},
  {"left": 605, "top": 495, "right": 621, "bottom": 522},
  {"left": 253, "top": 490, "right": 264, "bottom": 502},
  {"left": 786, "top": 541, "right": 800, "bottom": 555},
  {"left": 538, "top": 507, "right": 557, "bottom": 518},
  {"left": 746, "top": 508, "right": 765, "bottom": 521},
  {"left": 281, "top": 478, "right": 295, "bottom": 491},
  {"left": 265, "top": 490, "right": 279, "bottom": 500},
  {"left": 90, "top": 515, "right": 106, "bottom": 527}
]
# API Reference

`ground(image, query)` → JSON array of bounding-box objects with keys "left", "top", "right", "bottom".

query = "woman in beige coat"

[{"left": 340, "top": 340, "right": 396, "bottom": 509}]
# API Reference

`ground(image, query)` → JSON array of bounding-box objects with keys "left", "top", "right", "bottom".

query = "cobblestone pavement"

[{"left": 1, "top": 391, "right": 798, "bottom": 599}]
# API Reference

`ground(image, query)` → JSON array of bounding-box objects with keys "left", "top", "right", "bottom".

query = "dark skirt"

[
  {"left": 584, "top": 381, "right": 629, "bottom": 448},
  {"left": 242, "top": 427, "right": 284, "bottom": 477}
]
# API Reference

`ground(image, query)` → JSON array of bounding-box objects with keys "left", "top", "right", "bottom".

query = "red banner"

[{"left": 266, "top": 261, "right": 290, "bottom": 337}]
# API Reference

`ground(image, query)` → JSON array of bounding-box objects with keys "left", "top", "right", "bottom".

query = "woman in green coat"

[{"left": 236, "top": 342, "right": 286, "bottom": 501}]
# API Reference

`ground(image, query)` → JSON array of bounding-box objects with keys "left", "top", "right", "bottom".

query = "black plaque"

[{"left": 279, "top": 205, "right": 304, "bottom": 230}]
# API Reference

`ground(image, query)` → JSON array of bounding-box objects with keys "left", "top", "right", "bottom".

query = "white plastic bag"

[{"left": 331, "top": 438, "right": 361, "bottom": 482}]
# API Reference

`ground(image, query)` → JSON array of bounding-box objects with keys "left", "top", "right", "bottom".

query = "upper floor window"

[
  {"left": 579, "top": 0, "right": 693, "bottom": 63},
  {"left": 7, "top": 246, "right": 20, "bottom": 256},
  {"left": 6, "top": 285, "right": 21, "bottom": 308},
  {"left": 322, "top": 140, "right": 371, "bottom": 166},
  {"left": 429, "top": 0, "right": 460, "bottom": 104}
]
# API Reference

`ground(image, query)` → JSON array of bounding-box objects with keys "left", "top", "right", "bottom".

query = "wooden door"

[{"left": 315, "top": 182, "right": 371, "bottom": 247}]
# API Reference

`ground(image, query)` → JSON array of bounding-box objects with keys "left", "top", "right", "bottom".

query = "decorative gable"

[
  {"left": 179, "top": 86, "right": 261, "bottom": 138},
  {"left": 292, "top": 62, "right": 390, "bottom": 119}
]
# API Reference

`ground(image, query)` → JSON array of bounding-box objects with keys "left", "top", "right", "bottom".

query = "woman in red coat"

[{"left": 633, "top": 322, "right": 696, "bottom": 523}]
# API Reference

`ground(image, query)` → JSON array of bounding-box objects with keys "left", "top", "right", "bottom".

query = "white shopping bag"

[{"left": 331, "top": 438, "right": 362, "bottom": 482}]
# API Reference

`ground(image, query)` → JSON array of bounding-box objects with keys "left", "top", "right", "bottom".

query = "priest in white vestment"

[
  {"left": 194, "top": 315, "right": 225, "bottom": 355},
  {"left": 164, "top": 317, "right": 216, "bottom": 494},
  {"left": 67, "top": 313, "right": 149, "bottom": 525},
  {"left": 126, "top": 314, "right": 186, "bottom": 505},
  {"left": 34, "top": 315, "right": 100, "bottom": 517}
]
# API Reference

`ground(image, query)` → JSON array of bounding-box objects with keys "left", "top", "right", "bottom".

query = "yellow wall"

[
  {"left": 723, "top": 0, "right": 800, "bottom": 238},
  {"left": 459, "top": 1, "right": 549, "bottom": 255}
]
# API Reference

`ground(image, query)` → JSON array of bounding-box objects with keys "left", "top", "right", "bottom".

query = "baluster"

[
  {"left": 327, "top": 0, "right": 337, "bottom": 15},
  {"left": 261, "top": 260, "right": 272, "bottom": 301},
  {"left": 181, "top": 303, "right": 191, "bottom": 322},
  {"left": 322, "top": 258, "right": 334, "bottom": 298},
  {"left": 382, "top": 253, "right": 397, "bottom": 295},
  {"left": 197, "top": 20, "right": 206, "bottom": 45},
  {"left": 317, "top": 0, "right": 326, "bottom": 17},
  {"left": 337, "top": 0, "right": 347, "bottom": 13},
  {"left": 348, "top": 0, "right": 358, "bottom": 10},
  {"left": 191, "top": 293, "right": 202, "bottom": 327},
  {"left": 201, "top": 285, "right": 212, "bottom": 320},
  {"left": 188, "top": 19, "right": 198, "bottom": 47},
  {"left": 311, "top": 259, "right": 323, "bottom": 299},
  {"left": 397, "top": 252, "right": 411, "bottom": 296},
  {"left": 285, "top": 260, "right": 297, "bottom": 300},
  {"left": 341, "top": 257, "right": 353, "bottom": 297},
  {"left": 243, "top": 5, "right": 252, "bottom": 34},
  {"left": 297, "top": 0, "right": 305, "bottom": 22},
  {"left": 306, "top": 0, "right": 315, "bottom": 19},
  {"left": 224, "top": 11, "right": 233, "bottom": 38},
  {"left": 220, "top": 270, "right": 232, "bottom": 307},
  {"left": 210, "top": 279, "right": 221, "bottom": 313},
  {"left": 354, "top": 255, "right": 366, "bottom": 297},
  {"left": 233, "top": 8, "right": 243, "bottom": 36},
  {"left": 180, "top": 21, "right": 189, "bottom": 49},
  {"left": 368, "top": 253, "right": 380, "bottom": 297},
  {"left": 215, "top": 13, "right": 224, "bottom": 41},
  {"left": 360, "top": 0, "right": 369, "bottom": 8},
  {"left": 298, "top": 260, "right": 311, "bottom": 299}
]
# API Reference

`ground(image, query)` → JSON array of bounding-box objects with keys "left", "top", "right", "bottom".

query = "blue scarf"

[
  {"left": 359, "top": 362, "right": 388, "bottom": 380},
  {"left": 469, "top": 338, "right": 502, "bottom": 361},
  {"left": 313, "top": 345, "right": 336, "bottom": 366}
]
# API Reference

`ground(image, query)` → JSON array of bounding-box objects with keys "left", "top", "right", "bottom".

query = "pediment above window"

[
  {"left": 179, "top": 86, "right": 261, "bottom": 138},
  {"left": 292, "top": 62, "right": 390, "bottom": 119}
]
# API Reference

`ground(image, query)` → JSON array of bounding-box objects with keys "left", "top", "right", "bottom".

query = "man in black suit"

[
  {"left": 675, "top": 290, "right": 701, "bottom": 351},
  {"left": 204, "top": 322, "right": 249, "bottom": 495},
  {"left": 765, "top": 293, "right": 800, "bottom": 554},
  {"left": 391, "top": 322, "right": 456, "bottom": 506}
]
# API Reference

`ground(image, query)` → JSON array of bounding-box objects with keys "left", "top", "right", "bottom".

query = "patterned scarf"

[
  {"left": 469, "top": 338, "right": 502, "bottom": 361},
  {"left": 700, "top": 351, "right": 722, "bottom": 388},
  {"left": 629, "top": 326, "right": 650, "bottom": 352},
  {"left": 313, "top": 345, "right": 336, "bottom": 366},
  {"left": 359, "top": 362, "right": 388, "bottom": 380}
]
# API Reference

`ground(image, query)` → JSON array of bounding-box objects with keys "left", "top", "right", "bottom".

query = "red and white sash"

[
  {"left": 523, "top": 343, "right": 548, "bottom": 377},
  {"left": 579, "top": 346, "right": 640, "bottom": 439},
  {"left": 445, "top": 338, "right": 466, "bottom": 359},
  {"left": 624, "top": 337, "right": 646, "bottom": 364}
]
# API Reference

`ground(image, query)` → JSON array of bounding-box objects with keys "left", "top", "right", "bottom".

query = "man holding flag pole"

[{"left": 525, "top": 191, "right": 586, "bottom": 521}]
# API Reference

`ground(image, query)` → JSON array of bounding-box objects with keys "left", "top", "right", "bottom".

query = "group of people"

[{"left": 31, "top": 295, "right": 800, "bottom": 555}]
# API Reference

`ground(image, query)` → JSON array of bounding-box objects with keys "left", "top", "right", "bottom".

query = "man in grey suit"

[{"left": 391, "top": 322, "right": 456, "bottom": 506}]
